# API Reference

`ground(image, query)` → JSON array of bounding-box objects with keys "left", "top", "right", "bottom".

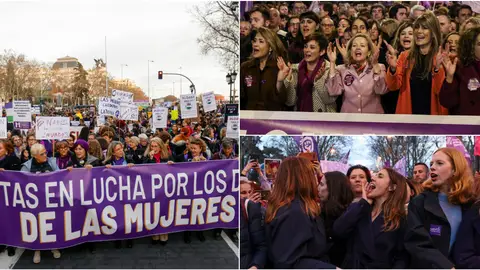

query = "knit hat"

[{"left": 73, "top": 139, "right": 89, "bottom": 152}]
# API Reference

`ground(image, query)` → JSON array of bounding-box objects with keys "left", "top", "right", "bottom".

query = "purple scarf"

[
  {"left": 57, "top": 154, "right": 71, "bottom": 169},
  {"left": 296, "top": 58, "right": 324, "bottom": 112},
  {"left": 113, "top": 157, "right": 126, "bottom": 166}
]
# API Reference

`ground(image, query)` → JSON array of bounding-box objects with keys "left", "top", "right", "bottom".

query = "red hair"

[
  {"left": 423, "top": 148, "right": 475, "bottom": 205},
  {"left": 382, "top": 168, "right": 408, "bottom": 231},
  {"left": 265, "top": 157, "right": 320, "bottom": 223}
]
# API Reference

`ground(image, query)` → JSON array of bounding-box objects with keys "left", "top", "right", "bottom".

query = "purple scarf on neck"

[
  {"left": 57, "top": 154, "right": 71, "bottom": 169},
  {"left": 296, "top": 58, "right": 324, "bottom": 112}
]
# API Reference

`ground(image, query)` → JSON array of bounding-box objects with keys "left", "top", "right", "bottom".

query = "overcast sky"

[{"left": 0, "top": 0, "right": 237, "bottom": 99}]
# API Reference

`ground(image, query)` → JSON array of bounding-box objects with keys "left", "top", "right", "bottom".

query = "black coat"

[
  {"left": 125, "top": 147, "right": 145, "bottom": 164},
  {"left": 453, "top": 202, "right": 480, "bottom": 268},
  {"left": 266, "top": 198, "right": 335, "bottom": 269},
  {"left": 333, "top": 199, "right": 408, "bottom": 269},
  {"left": 240, "top": 199, "right": 267, "bottom": 269},
  {"left": 404, "top": 190, "right": 472, "bottom": 269},
  {"left": 321, "top": 210, "right": 349, "bottom": 267},
  {"left": 0, "top": 154, "right": 22, "bottom": 171}
]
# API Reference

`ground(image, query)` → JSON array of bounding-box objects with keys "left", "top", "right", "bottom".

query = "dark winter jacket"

[
  {"left": 240, "top": 199, "right": 267, "bottom": 269},
  {"left": 452, "top": 202, "right": 480, "bottom": 268},
  {"left": 0, "top": 154, "right": 22, "bottom": 171}
]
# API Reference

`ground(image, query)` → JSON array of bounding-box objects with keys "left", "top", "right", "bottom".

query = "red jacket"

[
  {"left": 385, "top": 51, "right": 448, "bottom": 115},
  {"left": 440, "top": 63, "right": 480, "bottom": 115}
]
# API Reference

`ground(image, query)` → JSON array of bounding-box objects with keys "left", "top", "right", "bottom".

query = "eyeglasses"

[{"left": 39, "top": 152, "right": 47, "bottom": 156}]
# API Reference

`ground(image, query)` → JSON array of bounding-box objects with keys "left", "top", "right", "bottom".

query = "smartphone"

[
  {"left": 260, "top": 190, "right": 270, "bottom": 200},
  {"left": 298, "top": 152, "right": 318, "bottom": 163}
]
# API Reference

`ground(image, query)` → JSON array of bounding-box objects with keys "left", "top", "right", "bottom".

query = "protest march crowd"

[
  {"left": 240, "top": 141, "right": 480, "bottom": 269},
  {"left": 0, "top": 93, "right": 239, "bottom": 264},
  {"left": 240, "top": 1, "right": 480, "bottom": 115}
]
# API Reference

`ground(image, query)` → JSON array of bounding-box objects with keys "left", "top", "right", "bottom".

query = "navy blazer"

[
  {"left": 453, "top": 202, "right": 480, "bottom": 268},
  {"left": 240, "top": 199, "right": 267, "bottom": 269},
  {"left": 405, "top": 190, "right": 472, "bottom": 269},
  {"left": 332, "top": 199, "right": 408, "bottom": 269},
  {"left": 266, "top": 198, "right": 335, "bottom": 269}
]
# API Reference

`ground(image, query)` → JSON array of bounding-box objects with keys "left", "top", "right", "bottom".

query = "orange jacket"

[{"left": 385, "top": 51, "right": 448, "bottom": 115}]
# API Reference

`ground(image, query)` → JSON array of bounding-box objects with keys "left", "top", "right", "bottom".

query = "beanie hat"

[{"left": 73, "top": 139, "right": 89, "bottom": 152}]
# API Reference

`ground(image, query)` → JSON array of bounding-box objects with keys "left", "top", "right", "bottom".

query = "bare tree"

[
  {"left": 317, "top": 136, "right": 353, "bottom": 161},
  {"left": 191, "top": 1, "right": 239, "bottom": 71}
]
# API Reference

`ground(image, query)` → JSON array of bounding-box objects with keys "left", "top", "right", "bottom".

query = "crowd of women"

[
  {"left": 0, "top": 108, "right": 239, "bottom": 264},
  {"left": 240, "top": 147, "right": 480, "bottom": 269},
  {"left": 240, "top": 1, "right": 480, "bottom": 115}
]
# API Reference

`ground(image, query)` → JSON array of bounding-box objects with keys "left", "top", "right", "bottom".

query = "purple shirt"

[{"left": 326, "top": 64, "right": 388, "bottom": 113}]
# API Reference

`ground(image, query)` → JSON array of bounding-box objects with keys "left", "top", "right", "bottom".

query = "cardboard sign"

[
  {"left": 120, "top": 102, "right": 139, "bottom": 121},
  {"left": 180, "top": 94, "right": 198, "bottom": 119},
  {"left": 98, "top": 97, "right": 121, "bottom": 117},
  {"left": 36, "top": 117, "right": 70, "bottom": 140},
  {"left": 0, "top": 118, "right": 7, "bottom": 139},
  {"left": 31, "top": 105, "right": 41, "bottom": 115},
  {"left": 202, "top": 92, "right": 217, "bottom": 113},
  {"left": 152, "top": 107, "right": 168, "bottom": 129},
  {"left": 13, "top": 100, "right": 32, "bottom": 129},
  {"left": 226, "top": 116, "right": 239, "bottom": 139},
  {"left": 111, "top": 89, "right": 134, "bottom": 103}
]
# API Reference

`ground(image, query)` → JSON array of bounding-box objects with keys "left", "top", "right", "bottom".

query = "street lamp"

[
  {"left": 148, "top": 60, "right": 154, "bottom": 103},
  {"left": 226, "top": 71, "right": 237, "bottom": 103},
  {"left": 120, "top": 64, "right": 128, "bottom": 90}
]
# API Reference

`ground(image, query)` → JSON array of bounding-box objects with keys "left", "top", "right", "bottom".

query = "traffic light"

[{"left": 158, "top": 71, "right": 163, "bottom": 79}]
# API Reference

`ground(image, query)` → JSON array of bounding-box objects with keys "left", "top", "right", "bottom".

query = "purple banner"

[
  {"left": 13, "top": 121, "right": 31, "bottom": 129},
  {"left": 446, "top": 136, "right": 472, "bottom": 165},
  {"left": 0, "top": 160, "right": 239, "bottom": 250}
]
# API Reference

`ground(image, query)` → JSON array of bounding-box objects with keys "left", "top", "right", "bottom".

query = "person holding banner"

[
  {"left": 67, "top": 139, "right": 101, "bottom": 169},
  {"left": 265, "top": 157, "right": 335, "bottom": 269},
  {"left": 20, "top": 143, "right": 61, "bottom": 263},
  {"left": 184, "top": 137, "right": 209, "bottom": 162},
  {"left": 405, "top": 147, "right": 476, "bottom": 268},
  {"left": 54, "top": 141, "right": 73, "bottom": 170},
  {"left": 144, "top": 137, "right": 174, "bottom": 245},
  {"left": 0, "top": 140, "right": 21, "bottom": 257},
  {"left": 125, "top": 136, "right": 144, "bottom": 164},
  {"left": 103, "top": 141, "right": 135, "bottom": 249},
  {"left": 333, "top": 168, "right": 409, "bottom": 268}
]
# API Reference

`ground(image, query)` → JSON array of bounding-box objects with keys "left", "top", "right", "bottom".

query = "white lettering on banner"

[
  {"left": 36, "top": 117, "right": 70, "bottom": 140},
  {"left": 0, "top": 117, "right": 7, "bottom": 139},
  {"left": 180, "top": 94, "right": 198, "bottom": 119},
  {"left": 98, "top": 97, "right": 121, "bottom": 117},
  {"left": 152, "top": 107, "right": 168, "bottom": 129},
  {"left": 226, "top": 116, "right": 239, "bottom": 139},
  {"left": 111, "top": 89, "right": 134, "bottom": 103},
  {"left": 202, "top": 91, "right": 217, "bottom": 112},
  {"left": 120, "top": 102, "right": 139, "bottom": 121}
]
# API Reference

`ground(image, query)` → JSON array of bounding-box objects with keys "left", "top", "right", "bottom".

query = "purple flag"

[
  {"left": 0, "top": 160, "right": 238, "bottom": 250},
  {"left": 339, "top": 150, "right": 350, "bottom": 164},
  {"left": 393, "top": 157, "right": 407, "bottom": 177},
  {"left": 320, "top": 160, "right": 349, "bottom": 174},
  {"left": 293, "top": 136, "right": 319, "bottom": 157},
  {"left": 446, "top": 136, "right": 472, "bottom": 165},
  {"left": 384, "top": 160, "right": 391, "bottom": 168}
]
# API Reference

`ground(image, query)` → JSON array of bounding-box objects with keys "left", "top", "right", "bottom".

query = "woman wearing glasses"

[{"left": 21, "top": 143, "right": 61, "bottom": 264}]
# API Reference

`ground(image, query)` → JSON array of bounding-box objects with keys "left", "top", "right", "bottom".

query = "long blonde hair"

[
  {"left": 346, "top": 33, "right": 376, "bottom": 66},
  {"left": 144, "top": 137, "right": 169, "bottom": 160}
]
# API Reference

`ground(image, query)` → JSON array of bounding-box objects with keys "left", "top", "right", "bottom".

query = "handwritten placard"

[
  {"left": 0, "top": 118, "right": 7, "bottom": 139},
  {"left": 111, "top": 89, "right": 134, "bottom": 103},
  {"left": 98, "top": 97, "right": 121, "bottom": 117},
  {"left": 35, "top": 117, "right": 70, "bottom": 140},
  {"left": 120, "top": 102, "right": 139, "bottom": 121}
]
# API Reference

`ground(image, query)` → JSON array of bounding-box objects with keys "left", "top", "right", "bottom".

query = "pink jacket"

[{"left": 326, "top": 64, "right": 388, "bottom": 113}]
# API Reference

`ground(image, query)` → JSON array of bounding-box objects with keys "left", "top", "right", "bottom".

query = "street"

[{"left": 1, "top": 230, "right": 238, "bottom": 269}]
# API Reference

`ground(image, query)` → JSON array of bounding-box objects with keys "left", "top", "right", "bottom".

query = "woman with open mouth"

[
  {"left": 240, "top": 27, "right": 288, "bottom": 111},
  {"left": 440, "top": 27, "right": 480, "bottom": 115},
  {"left": 404, "top": 147, "right": 476, "bottom": 268},
  {"left": 287, "top": 11, "right": 321, "bottom": 64},
  {"left": 326, "top": 33, "right": 389, "bottom": 113},
  {"left": 385, "top": 12, "right": 448, "bottom": 115},
  {"left": 382, "top": 20, "right": 414, "bottom": 114},
  {"left": 277, "top": 32, "right": 337, "bottom": 112},
  {"left": 332, "top": 168, "right": 409, "bottom": 268}
]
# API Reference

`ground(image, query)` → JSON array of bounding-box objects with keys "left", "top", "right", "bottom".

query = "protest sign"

[
  {"left": 224, "top": 103, "right": 238, "bottom": 122},
  {"left": 36, "top": 117, "right": 70, "bottom": 140},
  {"left": 111, "top": 89, "right": 134, "bottom": 103},
  {"left": 0, "top": 118, "right": 7, "bottom": 139},
  {"left": 31, "top": 105, "right": 41, "bottom": 115},
  {"left": 71, "top": 121, "right": 80, "bottom": 126},
  {"left": 98, "top": 97, "right": 121, "bottom": 117},
  {"left": 153, "top": 107, "right": 168, "bottom": 129},
  {"left": 226, "top": 116, "right": 239, "bottom": 139},
  {"left": 180, "top": 94, "right": 198, "bottom": 119},
  {"left": 202, "top": 92, "right": 217, "bottom": 113},
  {"left": 13, "top": 100, "right": 32, "bottom": 129},
  {"left": 171, "top": 110, "right": 179, "bottom": 121},
  {"left": 0, "top": 160, "right": 239, "bottom": 250},
  {"left": 120, "top": 103, "right": 139, "bottom": 121},
  {"left": 5, "top": 103, "right": 13, "bottom": 124},
  {"left": 69, "top": 126, "right": 84, "bottom": 139},
  {"left": 320, "top": 160, "right": 349, "bottom": 174}
]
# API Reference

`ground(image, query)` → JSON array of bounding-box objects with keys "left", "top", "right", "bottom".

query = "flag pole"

[{"left": 105, "top": 36, "right": 108, "bottom": 96}]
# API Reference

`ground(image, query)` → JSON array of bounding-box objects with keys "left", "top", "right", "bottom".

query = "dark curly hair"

[{"left": 458, "top": 26, "right": 480, "bottom": 67}]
